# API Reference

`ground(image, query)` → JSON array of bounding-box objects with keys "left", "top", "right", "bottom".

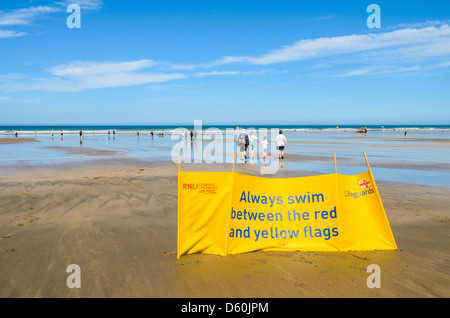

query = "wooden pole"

[
  {"left": 232, "top": 152, "right": 236, "bottom": 172},
  {"left": 363, "top": 152, "right": 371, "bottom": 171},
  {"left": 334, "top": 153, "right": 337, "bottom": 174},
  {"left": 178, "top": 148, "right": 181, "bottom": 172}
]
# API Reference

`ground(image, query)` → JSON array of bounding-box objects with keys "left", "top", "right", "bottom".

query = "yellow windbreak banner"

[
  {"left": 177, "top": 172, "right": 233, "bottom": 257},
  {"left": 177, "top": 170, "right": 396, "bottom": 257},
  {"left": 337, "top": 171, "right": 397, "bottom": 251}
]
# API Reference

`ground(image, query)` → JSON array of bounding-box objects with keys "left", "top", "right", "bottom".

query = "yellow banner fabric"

[{"left": 177, "top": 170, "right": 397, "bottom": 257}]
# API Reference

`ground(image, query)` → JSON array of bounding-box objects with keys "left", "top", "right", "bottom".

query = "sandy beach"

[{"left": 0, "top": 155, "right": 448, "bottom": 298}]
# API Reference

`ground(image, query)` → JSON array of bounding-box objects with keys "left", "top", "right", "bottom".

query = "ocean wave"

[{"left": 1, "top": 126, "right": 450, "bottom": 136}]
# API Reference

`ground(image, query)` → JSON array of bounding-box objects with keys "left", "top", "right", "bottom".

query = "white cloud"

[
  {"left": 164, "top": 24, "right": 450, "bottom": 74},
  {"left": 0, "top": 5, "right": 61, "bottom": 40},
  {"left": 336, "top": 60, "right": 450, "bottom": 78},
  {"left": 336, "top": 65, "right": 422, "bottom": 78},
  {"left": 0, "top": 6, "right": 60, "bottom": 26},
  {"left": 214, "top": 24, "right": 450, "bottom": 66},
  {"left": 0, "top": 73, "right": 27, "bottom": 80},
  {"left": 55, "top": 0, "right": 103, "bottom": 11},
  {"left": 438, "top": 61, "right": 450, "bottom": 67},
  {"left": 0, "top": 2, "right": 102, "bottom": 39},
  {"left": 49, "top": 59, "right": 158, "bottom": 77},
  {"left": 0, "top": 60, "right": 275, "bottom": 92},
  {"left": 0, "top": 30, "right": 27, "bottom": 38},
  {"left": 0, "top": 96, "right": 40, "bottom": 103},
  {"left": 0, "top": 60, "right": 185, "bottom": 92},
  {"left": 394, "top": 19, "right": 450, "bottom": 30},
  {"left": 193, "top": 71, "right": 241, "bottom": 78}
]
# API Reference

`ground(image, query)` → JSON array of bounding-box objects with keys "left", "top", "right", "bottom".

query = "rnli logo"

[
  {"left": 358, "top": 179, "right": 372, "bottom": 189},
  {"left": 183, "top": 183, "right": 217, "bottom": 194},
  {"left": 183, "top": 183, "right": 198, "bottom": 190}
]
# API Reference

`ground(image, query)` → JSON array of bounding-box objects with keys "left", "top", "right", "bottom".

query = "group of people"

[
  {"left": 181, "top": 130, "right": 198, "bottom": 140},
  {"left": 356, "top": 127, "right": 368, "bottom": 134},
  {"left": 237, "top": 129, "right": 288, "bottom": 161}
]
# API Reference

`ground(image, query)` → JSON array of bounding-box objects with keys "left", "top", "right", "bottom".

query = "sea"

[{"left": 1, "top": 124, "right": 450, "bottom": 135}]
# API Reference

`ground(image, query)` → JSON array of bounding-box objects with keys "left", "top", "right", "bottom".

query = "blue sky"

[{"left": 0, "top": 0, "right": 449, "bottom": 125}]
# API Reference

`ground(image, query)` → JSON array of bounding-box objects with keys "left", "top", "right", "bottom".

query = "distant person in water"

[
  {"left": 275, "top": 130, "right": 288, "bottom": 159},
  {"left": 260, "top": 137, "right": 268, "bottom": 159}
]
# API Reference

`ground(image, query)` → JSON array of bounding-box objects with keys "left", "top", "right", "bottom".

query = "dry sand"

[{"left": 0, "top": 161, "right": 448, "bottom": 298}]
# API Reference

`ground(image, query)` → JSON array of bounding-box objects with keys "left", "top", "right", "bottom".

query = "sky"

[{"left": 0, "top": 0, "right": 449, "bottom": 125}]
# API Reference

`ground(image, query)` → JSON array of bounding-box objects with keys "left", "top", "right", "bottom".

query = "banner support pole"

[
  {"left": 363, "top": 152, "right": 371, "bottom": 171},
  {"left": 334, "top": 153, "right": 337, "bottom": 174},
  {"left": 232, "top": 152, "right": 236, "bottom": 172},
  {"left": 178, "top": 148, "right": 181, "bottom": 172}
]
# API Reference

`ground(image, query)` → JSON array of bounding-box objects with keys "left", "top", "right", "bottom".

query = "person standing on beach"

[
  {"left": 248, "top": 132, "right": 258, "bottom": 159},
  {"left": 244, "top": 131, "right": 249, "bottom": 159},
  {"left": 237, "top": 130, "right": 247, "bottom": 161},
  {"left": 276, "top": 130, "right": 288, "bottom": 159}
]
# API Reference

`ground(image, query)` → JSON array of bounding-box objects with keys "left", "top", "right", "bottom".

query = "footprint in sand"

[
  {"left": 161, "top": 250, "right": 176, "bottom": 256},
  {"left": 7, "top": 248, "right": 15, "bottom": 253},
  {"left": 24, "top": 216, "right": 40, "bottom": 223}
]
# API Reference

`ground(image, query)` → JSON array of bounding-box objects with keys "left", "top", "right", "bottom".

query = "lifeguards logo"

[
  {"left": 183, "top": 183, "right": 217, "bottom": 194},
  {"left": 344, "top": 179, "right": 374, "bottom": 199}
]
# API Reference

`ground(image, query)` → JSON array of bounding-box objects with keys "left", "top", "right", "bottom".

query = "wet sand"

[
  {"left": 0, "top": 161, "right": 448, "bottom": 298},
  {"left": 285, "top": 153, "right": 450, "bottom": 173},
  {"left": 45, "top": 146, "right": 129, "bottom": 158},
  {"left": 0, "top": 138, "right": 37, "bottom": 144}
]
